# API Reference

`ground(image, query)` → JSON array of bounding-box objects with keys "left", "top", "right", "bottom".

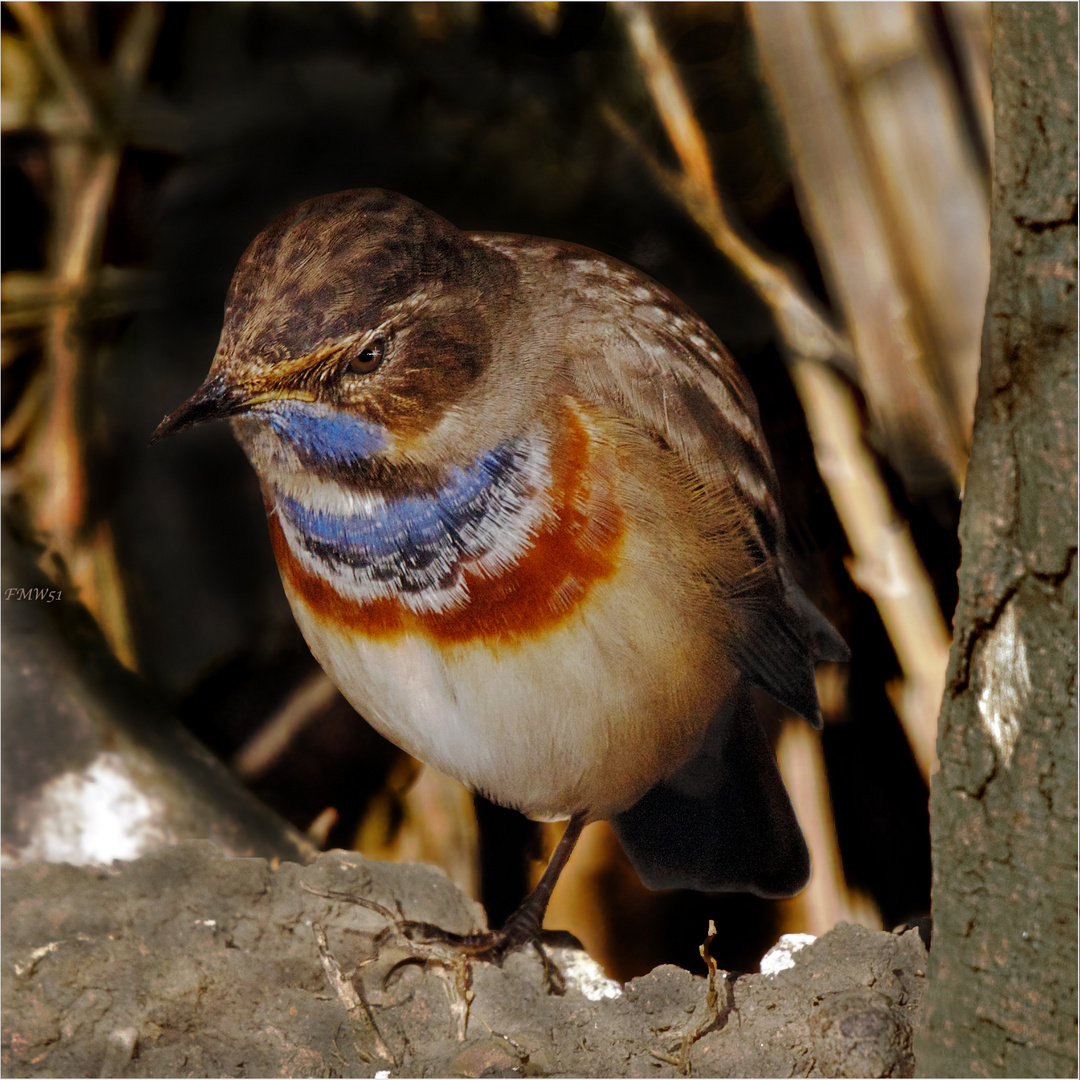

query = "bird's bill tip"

[{"left": 148, "top": 377, "right": 243, "bottom": 445}]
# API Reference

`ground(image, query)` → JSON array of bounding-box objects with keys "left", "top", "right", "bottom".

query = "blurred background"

[{"left": 1, "top": 1, "right": 991, "bottom": 981}]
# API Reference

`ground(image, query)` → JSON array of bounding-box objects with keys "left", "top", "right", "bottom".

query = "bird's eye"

[{"left": 343, "top": 338, "right": 384, "bottom": 376}]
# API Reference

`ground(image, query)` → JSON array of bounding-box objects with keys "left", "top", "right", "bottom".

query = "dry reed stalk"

[
  {"left": 751, "top": 2, "right": 988, "bottom": 495},
  {"left": 3, "top": 2, "right": 162, "bottom": 669},
  {"left": 775, "top": 718, "right": 882, "bottom": 935},
  {"left": 790, "top": 359, "right": 947, "bottom": 780},
  {"left": 941, "top": 2, "right": 993, "bottom": 170},
  {"left": 6, "top": 0, "right": 97, "bottom": 133},
  {"left": 616, "top": 5, "right": 855, "bottom": 371}
]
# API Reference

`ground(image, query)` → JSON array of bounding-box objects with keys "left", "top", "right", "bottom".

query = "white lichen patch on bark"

[{"left": 975, "top": 599, "right": 1031, "bottom": 767}]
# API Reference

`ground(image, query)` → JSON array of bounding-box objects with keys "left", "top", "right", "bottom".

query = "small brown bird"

[{"left": 154, "top": 189, "right": 847, "bottom": 960}]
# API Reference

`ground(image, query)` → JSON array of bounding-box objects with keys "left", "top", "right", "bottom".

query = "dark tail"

[{"left": 612, "top": 684, "right": 810, "bottom": 896}]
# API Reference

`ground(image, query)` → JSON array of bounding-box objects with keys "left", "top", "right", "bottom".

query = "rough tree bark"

[{"left": 915, "top": 5, "right": 1078, "bottom": 1077}]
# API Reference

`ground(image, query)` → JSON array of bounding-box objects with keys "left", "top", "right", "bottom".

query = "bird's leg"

[
  {"left": 398, "top": 811, "right": 588, "bottom": 964},
  {"left": 470, "top": 810, "right": 588, "bottom": 960}
]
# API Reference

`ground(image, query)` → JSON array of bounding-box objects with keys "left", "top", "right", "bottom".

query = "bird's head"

[{"left": 151, "top": 189, "right": 518, "bottom": 478}]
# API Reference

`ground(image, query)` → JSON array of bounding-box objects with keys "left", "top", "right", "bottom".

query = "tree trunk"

[{"left": 915, "top": 4, "right": 1078, "bottom": 1077}]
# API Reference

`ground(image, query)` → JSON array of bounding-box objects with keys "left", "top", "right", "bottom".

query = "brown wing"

[
  {"left": 558, "top": 253, "right": 788, "bottom": 570},
  {"left": 551, "top": 247, "right": 848, "bottom": 723}
]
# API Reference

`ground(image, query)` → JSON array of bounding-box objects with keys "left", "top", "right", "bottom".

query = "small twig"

[
  {"left": 302, "top": 881, "right": 479, "bottom": 1041},
  {"left": 233, "top": 670, "right": 340, "bottom": 779},
  {"left": 300, "top": 881, "right": 400, "bottom": 924},
  {"left": 649, "top": 1046, "right": 688, "bottom": 1070},
  {"left": 696, "top": 919, "right": 737, "bottom": 1037},
  {"left": 311, "top": 921, "right": 396, "bottom": 1065},
  {"left": 11, "top": 939, "right": 65, "bottom": 979},
  {"left": 698, "top": 919, "right": 720, "bottom": 1019},
  {"left": 645, "top": 922, "right": 740, "bottom": 1076},
  {"left": 430, "top": 952, "right": 474, "bottom": 1042}
]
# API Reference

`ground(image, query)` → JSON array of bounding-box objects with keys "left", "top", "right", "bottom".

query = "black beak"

[{"left": 149, "top": 376, "right": 250, "bottom": 445}]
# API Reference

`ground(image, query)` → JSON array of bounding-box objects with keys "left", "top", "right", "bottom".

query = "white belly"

[{"left": 284, "top": 568, "right": 736, "bottom": 821}]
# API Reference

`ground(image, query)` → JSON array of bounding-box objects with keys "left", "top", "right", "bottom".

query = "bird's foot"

[
  {"left": 301, "top": 884, "right": 572, "bottom": 995},
  {"left": 301, "top": 813, "right": 588, "bottom": 997},
  {"left": 393, "top": 916, "right": 576, "bottom": 995},
  {"left": 386, "top": 811, "right": 590, "bottom": 994}
]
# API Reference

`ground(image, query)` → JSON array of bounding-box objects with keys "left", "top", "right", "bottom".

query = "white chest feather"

[{"left": 284, "top": 552, "right": 732, "bottom": 822}]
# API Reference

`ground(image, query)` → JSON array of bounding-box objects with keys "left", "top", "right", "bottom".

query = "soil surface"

[{"left": 2, "top": 842, "right": 926, "bottom": 1077}]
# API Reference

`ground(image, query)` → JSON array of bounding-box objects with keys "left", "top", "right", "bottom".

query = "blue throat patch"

[
  {"left": 257, "top": 399, "right": 387, "bottom": 465},
  {"left": 276, "top": 442, "right": 532, "bottom": 593}
]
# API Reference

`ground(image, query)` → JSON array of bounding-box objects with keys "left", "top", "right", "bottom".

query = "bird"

[{"left": 152, "top": 188, "right": 848, "bottom": 962}]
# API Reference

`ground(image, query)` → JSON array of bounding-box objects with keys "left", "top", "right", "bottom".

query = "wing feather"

[
  {"left": 555, "top": 251, "right": 847, "bottom": 719},
  {"left": 476, "top": 235, "right": 848, "bottom": 719}
]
